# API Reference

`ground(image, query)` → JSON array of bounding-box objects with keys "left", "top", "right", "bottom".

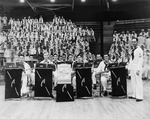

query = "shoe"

[
  {"left": 136, "top": 99, "right": 143, "bottom": 102},
  {"left": 109, "top": 92, "right": 112, "bottom": 95},
  {"left": 128, "top": 96, "right": 136, "bottom": 99},
  {"left": 51, "top": 94, "right": 54, "bottom": 98},
  {"left": 21, "top": 93, "right": 28, "bottom": 98},
  {"left": 73, "top": 91, "right": 76, "bottom": 96},
  {"left": 142, "top": 77, "right": 147, "bottom": 80},
  {"left": 103, "top": 91, "right": 108, "bottom": 96}
]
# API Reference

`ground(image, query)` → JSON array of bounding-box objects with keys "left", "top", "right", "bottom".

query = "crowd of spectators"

[
  {"left": 0, "top": 15, "right": 95, "bottom": 63},
  {"left": 109, "top": 29, "right": 150, "bottom": 79},
  {"left": 109, "top": 29, "right": 150, "bottom": 63}
]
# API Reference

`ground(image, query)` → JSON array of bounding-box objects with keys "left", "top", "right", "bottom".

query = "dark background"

[{"left": 0, "top": 0, "right": 150, "bottom": 22}]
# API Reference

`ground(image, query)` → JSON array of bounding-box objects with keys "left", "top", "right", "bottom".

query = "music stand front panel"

[
  {"left": 76, "top": 68, "right": 92, "bottom": 98},
  {"left": 35, "top": 68, "right": 53, "bottom": 98},
  {"left": 110, "top": 66, "right": 127, "bottom": 97},
  {"left": 5, "top": 68, "right": 22, "bottom": 99},
  {"left": 56, "top": 84, "right": 74, "bottom": 102}
]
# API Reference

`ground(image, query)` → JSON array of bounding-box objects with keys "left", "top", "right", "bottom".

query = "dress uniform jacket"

[{"left": 128, "top": 46, "right": 144, "bottom": 99}]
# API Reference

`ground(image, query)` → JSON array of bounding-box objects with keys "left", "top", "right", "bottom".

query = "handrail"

[{"left": 115, "top": 18, "right": 150, "bottom": 25}]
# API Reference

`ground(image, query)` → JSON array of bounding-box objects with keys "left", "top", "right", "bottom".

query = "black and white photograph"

[{"left": 0, "top": 0, "right": 150, "bottom": 119}]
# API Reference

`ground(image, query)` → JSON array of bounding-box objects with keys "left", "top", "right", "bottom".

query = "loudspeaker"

[
  {"left": 5, "top": 68, "right": 22, "bottom": 99},
  {"left": 110, "top": 66, "right": 127, "bottom": 97},
  {"left": 56, "top": 84, "right": 74, "bottom": 102},
  {"left": 76, "top": 68, "right": 92, "bottom": 98},
  {"left": 35, "top": 68, "right": 53, "bottom": 98}
]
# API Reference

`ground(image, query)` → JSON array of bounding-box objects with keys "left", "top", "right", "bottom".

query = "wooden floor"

[{"left": 0, "top": 80, "right": 150, "bottom": 119}]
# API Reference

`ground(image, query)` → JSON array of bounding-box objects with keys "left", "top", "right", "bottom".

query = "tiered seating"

[
  {"left": 114, "top": 19, "right": 150, "bottom": 34},
  {"left": 0, "top": 16, "right": 96, "bottom": 63}
]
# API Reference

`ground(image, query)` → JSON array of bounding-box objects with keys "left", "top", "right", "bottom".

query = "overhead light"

[
  {"left": 112, "top": 0, "right": 117, "bottom": 1},
  {"left": 81, "top": 0, "right": 86, "bottom": 2},
  {"left": 50, "top": 0, "right": 55, "bottom": 2},
  {"left": 20, "top": 0, "right": 25, "bottom": 3}
]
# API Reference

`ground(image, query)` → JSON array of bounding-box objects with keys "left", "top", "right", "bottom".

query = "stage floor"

[{"left": 0, "top": 79, "right": 150, "bottom": 119}]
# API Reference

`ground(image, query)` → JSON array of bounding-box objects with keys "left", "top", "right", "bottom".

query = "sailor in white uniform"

[
  {"left": 92, "top": 54, "right": 111, "bottom": 96},
  {"left": 20, "top": 55, "right": 32, "bottom": 97},
  {"left": 128, "top": 38, "right": 144, "bottom": 102}
]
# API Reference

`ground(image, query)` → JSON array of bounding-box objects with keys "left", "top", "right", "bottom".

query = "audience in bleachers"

[
  {"left": 1, "top": 14, "right": 150, "bottom": 81},
  {"left": 109, "top": 29, "right": 150, "bottom": 80},
  {"left": 0, "top": 15, "right": 95, "bottom": 63}
]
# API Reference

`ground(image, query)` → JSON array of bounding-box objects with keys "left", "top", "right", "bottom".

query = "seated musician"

[
  {"left": 92, "top": 54, "right": 102, "bottom": 89},
  {"left": 53, "top": 54, "right": 59, "bottom": 65},
  {"left": 68, "top": 54, "right": 74, "bottom": 63},
  {"left": 67, "top": 54, "right": 75, "bottom": 73},
  {"left": 72, "top": 55, "right": 83, "bottom": 90},
  {"left": 92, "top": 54, "right": 111, "bottom": 96},
  {"left": 19, "top": 55, "right": 32, "bottom": 97},
  {"left": 26, "top": 56, "right": 37, "bottom": 89},
  {"left": 40, "top": 52, "right": 53, "bottom": 64},
  {"left": 58, "top": 53, "right": 67, "bottom": 63},
  {"left": 67, "top": 54, "right": 75, "bottom": 86}
]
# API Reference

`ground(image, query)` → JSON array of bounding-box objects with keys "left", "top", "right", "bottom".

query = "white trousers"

[
  {"left": 21, "top": 72, "right": 29, "bottom": 95},
  {"left": 142, "top": 65, "right": 150, "bottom": 79},
  {"left": 92, "top": 72, "right": 97, "bottom": 84},
  {"left": 101, "top": 76, "right": 108, "bottom": 91},
  {"left": 92, "top": 71, "right": 101, "bottom": 84},
  {"left": 130, "top": 68, "right": 143, "bottom": 99}
]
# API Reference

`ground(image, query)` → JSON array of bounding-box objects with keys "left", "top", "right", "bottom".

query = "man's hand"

[{"left": 136, "top": 70, "right": 140, "bottom": 76}]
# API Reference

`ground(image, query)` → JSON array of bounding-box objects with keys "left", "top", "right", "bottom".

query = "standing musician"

[
  {"left": 19, "top": 55, "right": 32, "bottom": 97},
  {"left": 92, "top": 54, "right": 111, "bottom": 96},
  {"left": 128, "top": 38, "right": 144, "bottom": 102}
]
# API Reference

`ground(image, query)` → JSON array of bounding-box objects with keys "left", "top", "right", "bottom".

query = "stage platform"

[{"left": 0, "top": 79, "right": 150, "bottom": 119}]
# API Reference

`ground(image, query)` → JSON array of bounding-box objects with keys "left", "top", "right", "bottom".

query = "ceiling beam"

[
  {"left": 33, "top": 3, "right": 72, "bottom": 7},
  {"left": 0, "top": 2, "right": 72, "bottom": 7},
  {"left": 25, "top": 0, "right": 36, "bottom": 12}
]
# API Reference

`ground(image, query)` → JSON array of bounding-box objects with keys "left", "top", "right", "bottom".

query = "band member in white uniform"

[
  {"left": 40, "top": 52, "right": 53, "bottom": 64},
  {"left": 72, "top": 55, "right": 83, "bottom": 90},
  {"left": 128, "top": 38, "right": 144, "bottom": 102},
  {"left": 92, "top": 54, "right": 102, "bottom": 89},
  {"left": 20, "top": 55, "right": 32, "bottom": 97},
  {"left": 92, "top": 54, "right": 110, "bottom": 96}
]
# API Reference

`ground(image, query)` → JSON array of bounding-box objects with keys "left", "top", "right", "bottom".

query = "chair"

[{"left": 96, "top": 72, "right": 112, "bottom": 97}]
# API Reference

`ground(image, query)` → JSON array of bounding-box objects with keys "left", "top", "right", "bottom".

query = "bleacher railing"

[{"left": 115, "top": 18, "right": 150, "bottom": 25}]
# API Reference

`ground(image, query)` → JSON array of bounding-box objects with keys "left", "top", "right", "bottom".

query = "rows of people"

[
  {"left": 109, "top": 29, "right": 150, "bottom": 80},
  {"left": 0, "top": 15, "right": 95, "bottom": 65},
  {"left": 1, "top": 15, "right": 148, "bottom": 99},
  {"left": 0, "top": 15, "right": 7, "bottom": 26},
  {"left": 0, "top": 15, "right": 98, "bottom": 97},
  {"left": 9, "top": 50, "right": 108, "bottom": 98}
]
